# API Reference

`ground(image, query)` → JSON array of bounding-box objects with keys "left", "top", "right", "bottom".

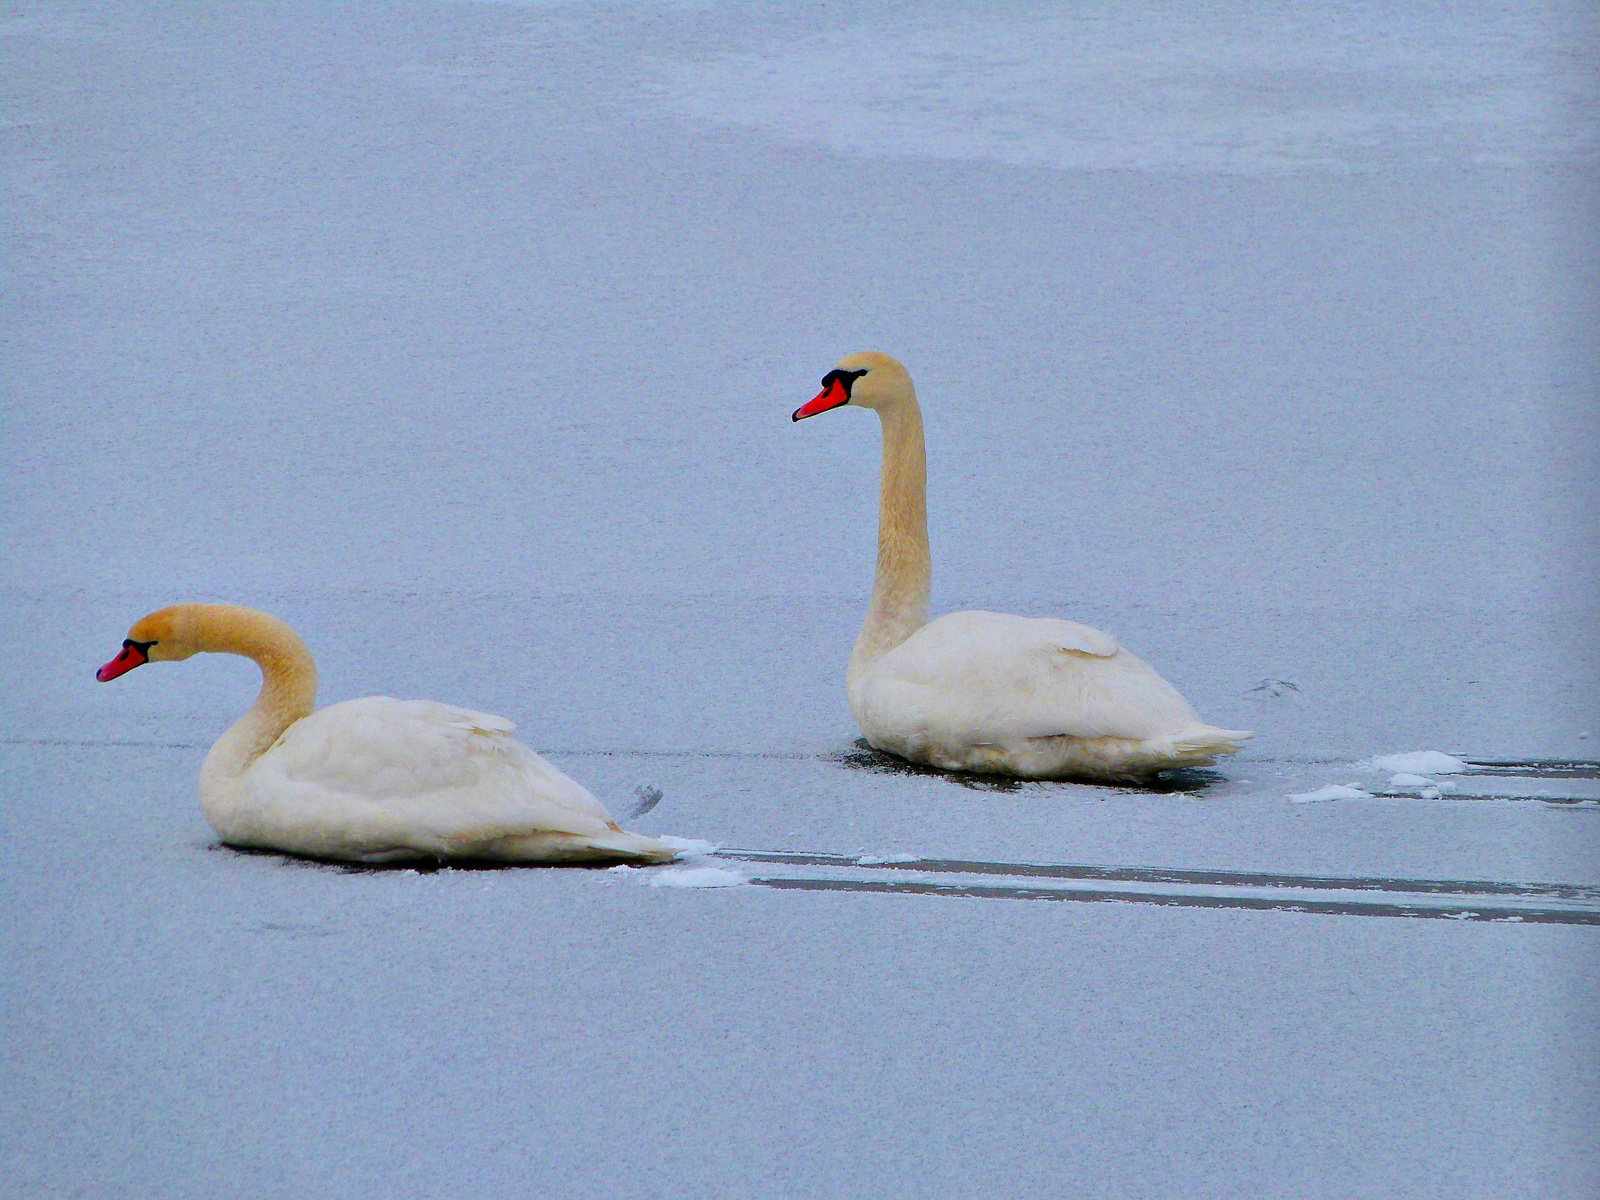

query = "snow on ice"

[
  {"left": 649, "top": 866, "right": 747, "bottom": 889},
  {"left": 1288, "top": 783, "right": 1375, "bottom": 804},
  {"left": 1360, "top": 751, "right": 1469, "bottom": 776}
]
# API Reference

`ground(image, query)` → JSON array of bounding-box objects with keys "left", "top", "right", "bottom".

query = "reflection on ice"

[{"left": 829, "top": 738, "right": 1229, "bottom": 795}]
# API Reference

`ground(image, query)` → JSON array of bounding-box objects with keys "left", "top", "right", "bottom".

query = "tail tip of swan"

[
  {"left": 1168, "top": 726, "right": 1255, "bottom": 757},
  {"left": 599, "top": 830, "right": 680, "bottom": 864}
]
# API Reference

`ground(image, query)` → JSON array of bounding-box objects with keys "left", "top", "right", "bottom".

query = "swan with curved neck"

[
  {"left": 97, "top": 604, "right": 678, "bottom": 863},
  {"left": 793, "top": 351, "right": 1252, "bottom": 782}
]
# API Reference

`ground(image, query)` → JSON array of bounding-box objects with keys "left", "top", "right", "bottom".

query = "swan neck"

[
  {"left": 194, "top": 606, "right": 319, "bottom": 791},
  {"left": 850, "top": 398, "right": 931, "bottom": 682}
]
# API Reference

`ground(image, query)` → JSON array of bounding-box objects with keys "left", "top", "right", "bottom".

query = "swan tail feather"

[
  {"left": 1162, "top": 725, "right": 1255, "bottom": 761},
  {"left": 583, "top": 830, "right": 680, "bottom": 863},
  {"left": 479, "top": 829, "right": 679, "bottom": 864}
]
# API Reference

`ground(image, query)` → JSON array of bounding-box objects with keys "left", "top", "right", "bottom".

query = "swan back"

[{"left": 853, "top": 610, "right": 1206, "bottom": 750}]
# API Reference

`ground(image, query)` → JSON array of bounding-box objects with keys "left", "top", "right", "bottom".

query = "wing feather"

[{"left": 247, "top": 697, "right": 614, "bottom": 848}]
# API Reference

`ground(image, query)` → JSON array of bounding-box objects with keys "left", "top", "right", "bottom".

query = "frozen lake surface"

[{"left": 3, "top": 2, "right": 1597, "bottom": 1196}]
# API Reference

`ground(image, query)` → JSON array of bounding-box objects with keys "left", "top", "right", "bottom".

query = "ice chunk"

[
  {"left": 857, "top": 853, "right": 919, "bottom": 865},
  {"left": 1386, "top": 773, "right": 1456, "bottom": 794},
  {"left": 1362, "top": 751, "right": 1467, "bottom": 775},
  {"left": 649, "top": 866, "right": 746, "bottom": 889},
  {"left": 1288, "top": 783, "right": 1373, "bottom": 804},
  {"left": 656, "top": 835, "right": 719, "bottom": 858}
]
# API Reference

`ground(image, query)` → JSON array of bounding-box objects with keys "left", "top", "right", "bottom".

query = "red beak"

[
  {"left": 97, "top": 642, "right": 148, "bottom": 682},
  {"left": 792, "top": 378, "right": 850, "bottom": 422}
]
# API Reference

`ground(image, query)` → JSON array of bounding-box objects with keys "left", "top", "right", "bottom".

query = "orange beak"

[
  {"left": 97, "top": 641, "right": 148, "bottom": 682},
  {"left": 792, "top": 378, "right": 850, "bottom": 422}
]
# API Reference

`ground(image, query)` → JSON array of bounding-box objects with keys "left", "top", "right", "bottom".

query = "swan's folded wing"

[
  {"left": 880, "top": 611, "right": 1201, "bottom": 743},
  {"left": 256, "top": 696, "right": 616, "bottom": 843}
]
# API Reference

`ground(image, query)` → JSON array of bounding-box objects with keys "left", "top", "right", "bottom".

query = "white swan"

[
  {"left": 793, "top": 351, "right": 1253, "bottom": 783},
  {"left": 96, "top": 604, "right": 678, "bottom": 864}
]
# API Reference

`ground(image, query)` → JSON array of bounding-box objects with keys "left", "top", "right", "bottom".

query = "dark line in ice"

[
  {"left": 0, "top": 738, "right": 814, "bottom": 760},
  {"left": 9, "top": 739, "right": 1595, "bottom": 779},
  {"left": 718, "top": 849, "right": 1600, "bottom": 903},
  {"left": 536, "top": 749, "right": 816, "bottom": 761},
  {"left": 1463, "top": 759, "right": 1600, "bottom": 779},
  {"left": 0, "top": 737, "right": 204, "bottom": 749},
  {"left": 1375, "top": 792, "right": 1599, "bottom": 807},
  {"left": 751, "top": 877, "right": 1600, "bottom": 925}
]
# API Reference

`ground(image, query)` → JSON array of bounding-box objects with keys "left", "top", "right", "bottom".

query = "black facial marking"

[
  {"left": 820, "top": 368, "right": 868, "bottom": 398},
  {"left": 124, "top": 638, "right": 156, "bottom": 655}
]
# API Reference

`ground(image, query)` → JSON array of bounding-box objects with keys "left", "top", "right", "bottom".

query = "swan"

[
  {"left": 95, "top": 603, "right": 679, "bottom": 864},
  {"left": 792, "top": 351, "right": 1253, "bottom": 783}
]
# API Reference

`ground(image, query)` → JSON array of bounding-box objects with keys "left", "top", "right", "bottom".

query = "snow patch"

[
  {"left": 857, "top": 853, "right": 919, "bottom": 865},
  {"left": 1288, "top": 783, "right": 1374, "bottom": 804},
  {"left": 649, "top": 866, "right": 746, "bottom": 889},
  {"left": 1362, "top": 751, "right": 1467, "bottom": 775}
]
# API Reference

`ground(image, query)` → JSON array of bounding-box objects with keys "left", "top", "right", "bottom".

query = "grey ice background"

[{"left": 3, "top": 2, "right": 1598, "bottom": 1197}]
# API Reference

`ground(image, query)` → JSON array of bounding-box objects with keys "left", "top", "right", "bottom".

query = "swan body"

[
  {"left": 97, "top": 604, "right": 677, "bottom": 864},
  {"left": 794, "top": 352, "right": 1252, "bottom": 783}
]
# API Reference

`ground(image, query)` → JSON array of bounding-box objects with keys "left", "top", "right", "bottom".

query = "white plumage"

[
  {"left": 795, "top": 352, "right": 1252, "bottom": 782},
  {"left": 98, "top": 604, "right": 677, "bottom": 864},
  {"left": 218, "top": 697, "right": 670, "bottom": 864},
  {"left": 852, "top": 611, "right": 1251, "bottom": 781}
]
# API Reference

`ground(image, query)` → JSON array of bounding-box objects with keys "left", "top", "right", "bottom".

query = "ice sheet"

[{"left": 2, "top": 2, "right": 1596, "bottom": 1196}]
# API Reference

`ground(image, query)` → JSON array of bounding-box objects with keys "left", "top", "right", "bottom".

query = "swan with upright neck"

[
  {"left": 96, "top": 604, "right": 678, "bottom": 863},
  {"left": 793, "top": 351, "right": 1252, "bottom": 782}
]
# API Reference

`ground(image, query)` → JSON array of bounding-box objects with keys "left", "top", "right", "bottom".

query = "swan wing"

[
  {"left": 249, "top": 697, "right": 616, "bottom": 846},
  {"left": 872, "top": 610, "right": 1202, "bottom": 743}
]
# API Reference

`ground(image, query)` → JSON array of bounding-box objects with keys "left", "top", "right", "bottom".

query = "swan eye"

[{"left": 820, "top": 368, "right": 868, "bottom": 397}]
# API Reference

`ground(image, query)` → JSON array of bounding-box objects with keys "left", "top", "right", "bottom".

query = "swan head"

[
  {"left": 792, "top": 351, "right": 914, "bottom": 421},
  {"left": 96, "top": 606, "right": 198, "bottom": 681}
]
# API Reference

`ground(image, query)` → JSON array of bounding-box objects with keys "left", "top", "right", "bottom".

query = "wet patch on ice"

[
  {"left": 213, "top": 842, "right": 701, "bottom": 874},
  {"left": 829, "top": 740, "right": 1027, "bottom": 792}
]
